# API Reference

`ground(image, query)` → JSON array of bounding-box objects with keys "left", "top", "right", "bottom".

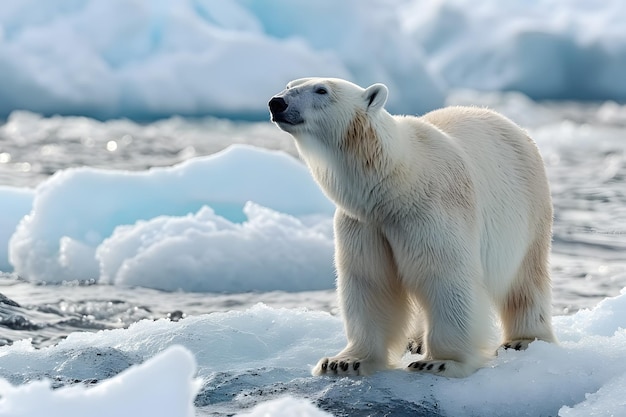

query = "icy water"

[{"left": 1, "top": 92, "right": 626, "bottom": 348}]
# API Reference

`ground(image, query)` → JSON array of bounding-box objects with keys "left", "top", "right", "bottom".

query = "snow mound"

[{"left": 97, "top": 203, "right": 334, "bottom": 292}]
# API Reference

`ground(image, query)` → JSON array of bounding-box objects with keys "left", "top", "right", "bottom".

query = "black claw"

[
  {"left": 340, "top": 361, "right": 349, "bottom": 372},
  {"left": 515, "top": 342, "right": 523, "bottom": 351},
  {"left": 321, "top": 359, "right": 328, "bottom": 372},
  {"left": 504, "top": 343, "right": 512, "bottom": 350},
  {"left": 330, "top": 362, "right": 338, "bottom": 372},
  {"left": 438, "top": 363, "right": 446, "bottom": 372},
  {"left": 427, "top": 364, "right": 434, "bottom": 370},
  {"left": 353, "top": 362, "right": 360, "bottom": 371},
  {"left": 419, "top": 363, "right": 426, "bottom": 370}
]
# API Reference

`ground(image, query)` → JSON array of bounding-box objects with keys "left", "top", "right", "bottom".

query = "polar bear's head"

[{"left": 268, "top": 78, "right": 389, "bottom": 146}]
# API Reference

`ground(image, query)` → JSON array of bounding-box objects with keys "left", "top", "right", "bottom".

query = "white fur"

[{"left": 269, "top": 78, "right": 557, "bottom": 378}]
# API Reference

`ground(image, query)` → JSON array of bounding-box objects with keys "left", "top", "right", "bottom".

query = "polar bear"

[{"left": 268, "top": 78, "right": 556, "bottom": 378}]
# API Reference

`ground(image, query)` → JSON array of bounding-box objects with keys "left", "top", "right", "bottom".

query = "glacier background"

[{"left": 0, "top": 0, "right": 624, "bottom": 121}]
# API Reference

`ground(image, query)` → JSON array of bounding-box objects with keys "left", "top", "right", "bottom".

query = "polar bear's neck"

[{"left": 296, "top": 110, "right": 408, "bottom": 221}]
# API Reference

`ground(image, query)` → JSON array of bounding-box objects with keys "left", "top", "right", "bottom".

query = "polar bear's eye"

[{"left": 315, "top": 87, "right": 328, "bottom": 95}]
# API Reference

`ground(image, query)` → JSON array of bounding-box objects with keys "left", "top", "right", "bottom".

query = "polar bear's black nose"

[{"left": 269, "top": 96, "right": 288, "bottom": 114}]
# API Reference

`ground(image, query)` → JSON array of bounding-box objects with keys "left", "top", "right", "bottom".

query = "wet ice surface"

[
  {"left": 0, "top": 275, "right": 338, "bottom": 348},
  {"left": 2, "top": 293, "right": 626, "bottom": 417}
]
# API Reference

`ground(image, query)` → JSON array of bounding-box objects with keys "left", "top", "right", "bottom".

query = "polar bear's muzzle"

[
  {"left": 268, "top": 96, "right": 303, "bottom": 128},
  {"left": 269, "top": 96, "right": 288, "bottom": 114}
]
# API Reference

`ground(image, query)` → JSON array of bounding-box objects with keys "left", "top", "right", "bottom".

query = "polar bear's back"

[
  {"left": 419, "top": 106, "right": 549, "bottom": 213},
  {"left": 420, "top": 106, "right": 549, "bottom": 203},
  {"left": 420, "top": 106, "right": 552, "bottom": 293}
]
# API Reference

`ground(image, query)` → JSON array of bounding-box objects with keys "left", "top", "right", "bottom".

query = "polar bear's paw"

[
  {"left": 313, "top": 357, "right": 362, "bottom": 376},
  {"left": 407, "top": 359, "right": 476, "bottom": 378},
  {"left": 502, "top": 339, "right": 534, "bottom": 351},
  {"left": 407, "top": 360, "right": 447, "bottom": 373},
  {"left": 312, "top": 356, "right": 382, "bottom": 377}
]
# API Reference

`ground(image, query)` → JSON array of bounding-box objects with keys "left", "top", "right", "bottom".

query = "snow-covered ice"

[
  {"left": 235, "top": 398, "right": 333, "bottom": 417},
  {"left": 1, "top": 289, "right": 626, "bottom": 416},
  {"left": 1, "top": 0, "right": 625, "bottom": 120}
]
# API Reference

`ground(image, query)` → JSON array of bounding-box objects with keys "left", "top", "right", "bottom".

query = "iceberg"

[
  {"left": 406, "top": 0, "right": 626, "bottom": 102},
  {"left": 4, "top": 145, "right": 336, "bottom": 292}
]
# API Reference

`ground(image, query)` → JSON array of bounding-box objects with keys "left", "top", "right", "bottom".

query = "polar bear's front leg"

[
  {"left": 405, "top": 267, "right": 495, "bottom": 378},
  {"left": 313, "top": 211, "right": 409, "bottom": 377}
]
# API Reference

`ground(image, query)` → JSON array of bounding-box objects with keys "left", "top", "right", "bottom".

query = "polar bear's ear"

[{"left": 363, "top": 83, "right": 388, "bottom": 111}]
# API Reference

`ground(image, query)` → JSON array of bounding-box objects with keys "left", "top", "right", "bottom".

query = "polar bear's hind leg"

[{"left": 500, "top": 236, "right": 556, "bottom": 349}]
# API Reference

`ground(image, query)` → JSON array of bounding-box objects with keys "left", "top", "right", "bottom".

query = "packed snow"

[
  {"left": 4, "top": 145, "right": 335, "bottom": 291},
  {"left": 0, "top": 0, "right": 625, "bottom": 120},
  {"left": 1, "top": 289, "right": 626, "bottom": 416}
]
